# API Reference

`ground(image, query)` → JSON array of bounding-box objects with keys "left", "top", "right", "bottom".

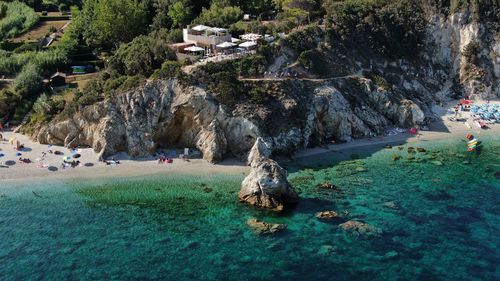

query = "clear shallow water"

[{"left": 1, "top": 136, "right": 499, "bottom": 281}]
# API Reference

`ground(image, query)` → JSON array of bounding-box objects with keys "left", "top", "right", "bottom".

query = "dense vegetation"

[
  {"left": 1, "top": 0, "right": 499, "bottom": 128},
  {"left": 0, "top": 1, "right": 39, "bottom": 40}
]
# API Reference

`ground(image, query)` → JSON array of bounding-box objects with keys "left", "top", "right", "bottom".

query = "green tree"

[
  {"left": 13, "top": 63, "right": 43, "bottom": 96},
  {"left": 0, "top": 89, "right": 21, "bottom": 118},
  {"left": 168, "top": 1, "right": 192, "bottom": 28},
  {"left": 82, "top": 0, "right": 147, "bottom": 48},
  {"left": 281, "top": 0, "right": 316, "bottom": 24},
  {"left": 194, "top": 0, "right": 243, "bottom": 27},
  {"left": 108, "top": 31, "right": 177, "bottom": 76}
]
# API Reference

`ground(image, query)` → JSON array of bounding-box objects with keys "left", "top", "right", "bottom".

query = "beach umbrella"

[
  {"left": 72, "top": 153, "right": 81, "bottom": 159},
  {"left": 184, "top": 46, "right": 204, "bottom": 52},
  {"left": 216, "top": 42, "right": 236, "bottom": 49},
  {"left": 5, "top": 160, "right": 15, "bottom": 166},
  {"left": 239, "top": 41, "right": 257, "bottom": 49}
]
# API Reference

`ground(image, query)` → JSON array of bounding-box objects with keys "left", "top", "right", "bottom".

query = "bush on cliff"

[
  {"left": 108, "top": 32, "right": 177, "bottom": 77},
  {"left": 324, "top": 0, "right": 427, "bottom": 59},
  {"left": 0, "top": 89, "right": 21, "bottom": 119}
]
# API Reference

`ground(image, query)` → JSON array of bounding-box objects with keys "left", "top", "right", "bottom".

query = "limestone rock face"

[
  {"left": 239, "top": 138, "right": 298, "bottom": 210},
  {"left": 32, "top": 77, "right": 431, "bottom": 163},
  {"left": 196, "top": 120, "right": 227, "bottom": 163}
]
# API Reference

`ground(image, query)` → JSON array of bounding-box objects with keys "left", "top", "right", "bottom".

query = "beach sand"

[{"left": 1, "top": 100, "right": 498, "bottom": 183}]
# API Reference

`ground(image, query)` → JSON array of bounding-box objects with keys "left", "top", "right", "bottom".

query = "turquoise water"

[{"left": 1, "top": 136, "right": 499, "bottom": 281}]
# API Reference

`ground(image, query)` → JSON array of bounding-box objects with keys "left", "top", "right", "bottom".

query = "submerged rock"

[
  {"left": 417, "top": 147, "right": 426, "bottom": 153},
  {"left": 339, "top": 220, "right": 382, "bottom": 237},
  {"left": 315, "top": 211, "right": 345, "bottom": 222},
  {"left": 239, "top": 138, "right": 298, "bottom": 210},
  {"left": 246, "top": 218, "right": 286, "bottom": 235},
  {"left": 317, "top": 245, "right": 336, "bottom": 256},
  {"left": 384, "top": 250, "right": 399, "bottom": 259},
  {"left": 495, "top": 171, "right": 500, "bottom": 179},
  {"left": 431, "top": 161, "right": 443, "bottom": 166},
  {"left": 318, "top": 182, "right": 340, "bottom": 190},
  {"left": 382, "top": 201, "right": 400, "bottom": 210}
]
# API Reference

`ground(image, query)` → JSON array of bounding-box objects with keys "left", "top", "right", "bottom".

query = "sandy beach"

[{"left": 1, "top": 100, "right": 498, "bottom": 183}]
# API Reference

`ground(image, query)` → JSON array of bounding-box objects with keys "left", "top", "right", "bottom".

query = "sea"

[{"left": 1, "top": 135, "right": 498, "bottom": 281}]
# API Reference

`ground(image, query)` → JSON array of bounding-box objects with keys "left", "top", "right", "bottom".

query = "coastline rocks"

[
  {"left": 339, "top": 220, "right": 382, "bottom": 237},
  {"left": 246, "top": 218, "right": 287, "bottom": 235},
  {"left": 246, "top": 137, "right": 273, "bottom": 167},
  {"left": 315, "top": 211, "right": 345, "bottom": 222},
  {"left": 239, "top": 139, "right": 298, "bottom": 210},
  {"left": 318, "top": 182, "right": 340, "bottom": 190}
]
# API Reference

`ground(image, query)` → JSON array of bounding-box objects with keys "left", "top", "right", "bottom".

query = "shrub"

[
  {"left": 151, "top": 61, "right": 181, "bottom": 80},
  {"left": 247, "top": 87, "right": 267, "bottom": 104},
  {"left": 283, "top": 24, "right": 322, "bottom": 54},
  {"left": 238, "top": 55, "right": 267, "bottom": 76},
  {"left": 103, "top": 76, "right": 127, "bottom": 96},
  {"left": 0, "top": 88, "right": 21, "bottom": 118},
  {"left": 0, "top": 1, "right": 39, "bottom": 39},
  {"left": 297, "top": 49, "right": 328, "bottom": 76},
  {"left": 13, "top": 63, "right": 43, "bottom": 96},
  {"left": 325, "top": 0, "right": 427, "bottom": 59},
  {"left": 108, "top": 33, "right": 177, "bottom": 76},
  {"left": 193, "top": 0, "right": 243, "bottom": 27}
]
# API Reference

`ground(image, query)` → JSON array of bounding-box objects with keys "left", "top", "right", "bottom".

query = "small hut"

[{"left": 50, "top": 72, "right": 67, "bottom": 87}]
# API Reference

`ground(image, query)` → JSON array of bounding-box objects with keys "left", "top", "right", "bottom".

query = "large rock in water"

[{"left": 239, "top": 138, "right": 298, "bottom": 211}]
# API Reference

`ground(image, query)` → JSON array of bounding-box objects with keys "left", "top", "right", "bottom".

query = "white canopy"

[
  {"left": 231, "top": 37, "right": 241, "bottom": 43},
  {"left": 216, "top": 42, "right": 236, "bottom": 48},
  {"left": 208, "top": 27, "right": 227, "bottom": 33},
  {"left": 240, "top": 33, "right": 263, "bottom": 41},
  {"left": 239, "top": 41, "right": 257, "bottom": 48},
  {"left": 192, "top": 25, "right": 210, "bottom": 32},
  {"left": 184, "top": 46, "right": 204, "bottom": 52}
]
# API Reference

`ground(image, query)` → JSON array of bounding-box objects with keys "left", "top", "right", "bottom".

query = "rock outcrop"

[
  {"left": 315, "top": 211, "right": 345, "bottom": 222},
  {"left": 32, "top": 77, "right": 428, "bottom": 163},
  {"left": 238, "top": 138, "right": 298, "bottom": 210},
  {"left": 246, "top": 218, "right": 287, "bottom": 235},
  {"left": 339, "top": 220, "right": 382, "bottom": 237}
]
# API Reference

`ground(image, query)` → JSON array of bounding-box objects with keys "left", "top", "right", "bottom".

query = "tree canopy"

[{"left": 76, "top": 0, "right": 147, "bottom": 48}]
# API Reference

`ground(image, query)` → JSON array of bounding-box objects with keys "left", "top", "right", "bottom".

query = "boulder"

[
  {"left": 246, "top": 218, "right": 286, "bottom": 235},
  {"left": 315, "top": 211, "right": 345, "bottom": 222},
  {"left": 239, "top": 139, "right": 298, "bottom": 210},
  {"left": 339, "top": 220, "right": 382, "bottom": 237},
  {"left": 317, "top": 182, "right": 340, "bottom": 190}
]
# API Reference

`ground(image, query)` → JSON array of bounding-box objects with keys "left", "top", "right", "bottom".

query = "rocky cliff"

[
  {"left": 32, "top": 76, "right": 427, "bottom": 162},
  {"left": 29, "top": 6, "right": 499, "bottom": 162}
]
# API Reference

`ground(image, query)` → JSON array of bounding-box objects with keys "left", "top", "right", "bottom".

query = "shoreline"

[{"left": 1, "top": 100, "right": 498, "bottom": 184}]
